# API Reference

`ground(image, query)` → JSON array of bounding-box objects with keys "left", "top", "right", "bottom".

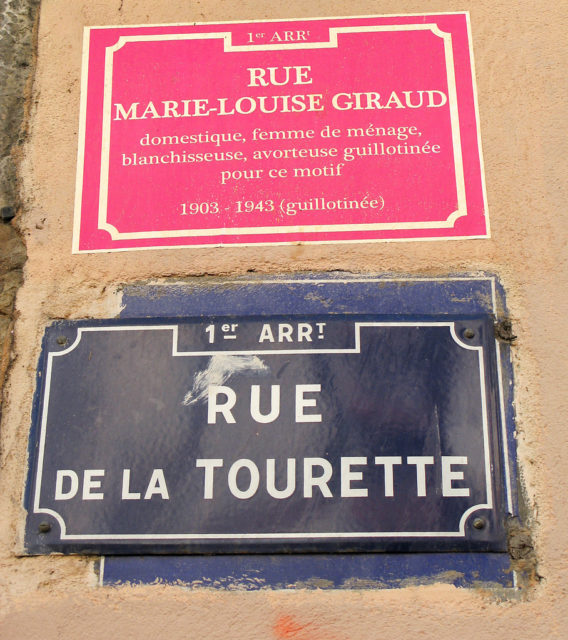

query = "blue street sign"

[{"left": 25, "top": 314, "right": 507, "bottom": 554}]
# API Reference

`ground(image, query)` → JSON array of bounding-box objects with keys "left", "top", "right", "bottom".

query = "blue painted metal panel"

[
  {"left": 25, "top": 276, "right": 517, "bottom": 586},
  {"left": 101, "top": 553, "right": 513, "bottom": 589},
  {"left": 25, "top": 314, "right": 507, "bottom": 554},
  {"left": 121, "top": 276, "right": 498, "bottom": 318}
]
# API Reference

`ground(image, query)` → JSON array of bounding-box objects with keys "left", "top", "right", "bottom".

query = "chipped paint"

[{"left": 182, "top": 354, "right": 269, "bottom": 405}]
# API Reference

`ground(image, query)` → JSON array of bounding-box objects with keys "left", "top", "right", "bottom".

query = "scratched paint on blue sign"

[{"left": 100, "top": 553, "right": 514, "bottom": 589}]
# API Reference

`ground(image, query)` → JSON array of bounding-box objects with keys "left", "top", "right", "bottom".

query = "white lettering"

[
  {"left": 54, "top": 470, "right": 78, "bottom": 500},
  {"left": 228, "top": 459, "right": 260, "bottom": 499},
  {"left": 250, "top": 385, "right": 280, "bottom": 423},
  {"left": 304, "top": 457, "right": 332, "bottom": 497},
  {"left": 247, "top": 66, "right": 313, "bottom": 87},
  {"left": 374, "top": 457, "right": 402, "bottom": 497},
  {"left": 266, "top": 458, "right": 296, "bottom": 499},
  {"left": 441, "top": 456, "right": 470, "bottom": 497},
  {"left": 407, "top": 456, "right": 434, "bottom": 497},
  {"left": 82, "top": 469, "right": 105, "bottom": 500},
  {"left": 247, "top": 67, "right": 268, "bottom": 87},
  {"left": 141, "top": 101, "right": 162, "bottom": 119},
  {"left": 208, "top": 385, "right": 237, "bottom": 424},
  {"left": 143, "top": 469, "right": 169, "bottom": 500},
  {"left": 340, "top": 457, "right": 368, "bottom": 497},
  {"left": 258, "top": 324, "right": 275, "bottom": 342},
  {"left": 278, "top": 323, "right": 294, "bottom": 342},
  {"left": 295, "top": 384, "right": 322, "bottom": 423},
  {"left": 297, "top": 323, "right": 313, "bottom": 342},
  {"left": 196, "top": 459, "right": 223, "bottom": 499},
  {"left": 121, "top": 469, "right": 141, "bottom": 500},
  {"left": 114, "top": 102, "right": 139, "bottom": 120}
]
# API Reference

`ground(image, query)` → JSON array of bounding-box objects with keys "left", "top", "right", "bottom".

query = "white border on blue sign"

[{"left": 33, "top": 320, "right": 495, "bottom": 542}]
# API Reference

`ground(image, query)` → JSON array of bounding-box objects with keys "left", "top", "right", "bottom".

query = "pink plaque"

[{"left": 74, "top": 14, "right": 489, "bottom": 252}]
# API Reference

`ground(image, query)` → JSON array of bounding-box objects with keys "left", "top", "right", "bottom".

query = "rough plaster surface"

[
  {"left": 0, "top": 0, "right": 567, "bottom": 637},
  {"left": 0, "top": 0, "right": 40, "bottom": 211},
  {"left": 0, "top": 0, "right": 38, "bottom": 417}
]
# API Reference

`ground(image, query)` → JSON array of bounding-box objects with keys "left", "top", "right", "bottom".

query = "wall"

[
  {"left": 0, "top": 0, "right": 38, "bottom": 437},
  {"left": 0, "top": 0, "right": 566, "bottom": 637}
]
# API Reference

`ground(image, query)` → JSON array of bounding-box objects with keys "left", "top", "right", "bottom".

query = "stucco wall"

[{"left": 0, "top": 0, "right": 566, "bottom": 637}]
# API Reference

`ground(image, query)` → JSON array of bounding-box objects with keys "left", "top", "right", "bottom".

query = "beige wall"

[{"left": 1, "top": 0, "right": 566, "bottom": 637}]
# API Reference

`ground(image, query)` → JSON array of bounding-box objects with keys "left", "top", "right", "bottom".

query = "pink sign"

[{"left": 74, "top": 14, "right": 489, "bottom": 252}]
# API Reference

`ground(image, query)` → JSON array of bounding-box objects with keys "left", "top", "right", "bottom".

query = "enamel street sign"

[{"left": 25, "top": 315, "right": 507, "bottom": 554}]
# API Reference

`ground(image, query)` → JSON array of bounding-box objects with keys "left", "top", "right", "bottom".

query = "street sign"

[
  {"left": 73, "top": 13, "right": 488, "bottom": 252},
  {"left": 25, "top": 314, "right": 507, "bottom": 554}
]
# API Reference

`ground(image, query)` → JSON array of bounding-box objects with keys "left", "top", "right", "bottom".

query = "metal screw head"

[
  {"left": 473, "top": 517, "right": 486, "bottom": 530},
  {"left": 495, "top": 319, "right": 517, "bottom": 343},
  {"left": 38, "top": 521, "right": 51, "bottom": 533},
  {"left": 56, "top": 336, "right": 68, "bottom": 346},
  {"left": 463, "top": 328, "right": 475, "bottom": 339}
]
